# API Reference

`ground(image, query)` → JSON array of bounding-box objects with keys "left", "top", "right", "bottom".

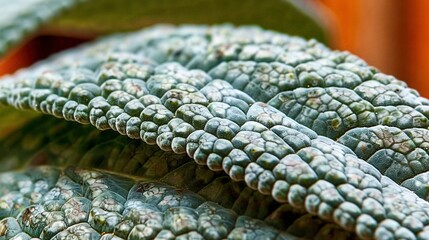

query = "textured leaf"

[
  {"left": 1, "top": 25, "right": 429, "bottom": 239},
  {"left": 0, "top": 166, "right": 303, "bottom": 239},
  {"left": 0, "top": 118, "right": 354, "bottom": 239}
]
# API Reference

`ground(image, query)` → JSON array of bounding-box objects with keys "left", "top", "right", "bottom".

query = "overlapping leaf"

[{"left": 0, "top": 0, "right": 83, "bottom": 55}]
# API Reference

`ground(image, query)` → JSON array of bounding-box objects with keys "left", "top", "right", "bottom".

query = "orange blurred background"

[
  {"left": 319, "top": 0, "right": 429, "bottom": 97},
  {"left": 1, "top": 1, "right": 429, "bottom": 97}
]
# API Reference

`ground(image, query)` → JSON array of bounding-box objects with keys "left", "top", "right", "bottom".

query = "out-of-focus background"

[
  {"left": 318, "top": 0, "right": 429, "bottom": 97},
  {"left": 1, "top": 0, "right": 428, "bottom": 96}
]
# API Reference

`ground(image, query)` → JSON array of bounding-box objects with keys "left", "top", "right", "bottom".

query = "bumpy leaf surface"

[{"left": 1, "top": 25, "right": 429, "bottom": 239}]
